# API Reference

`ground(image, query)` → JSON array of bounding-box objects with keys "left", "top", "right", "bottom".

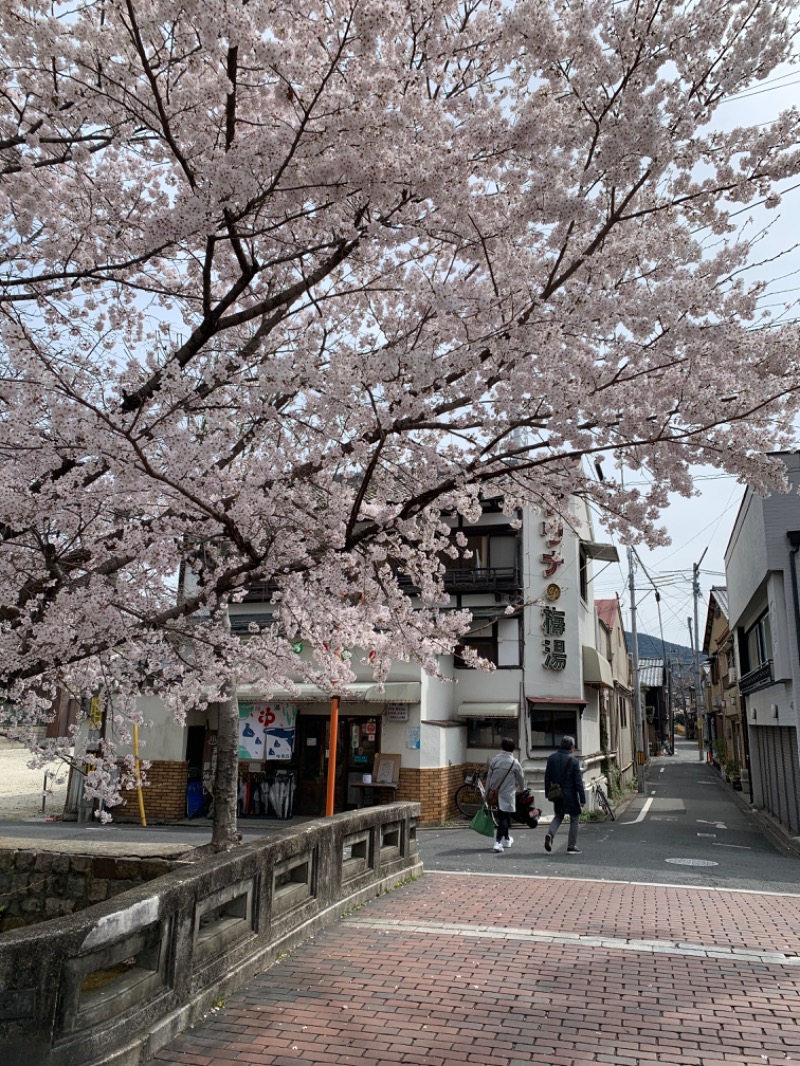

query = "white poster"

[{"left": 406, "top": 726, "right": 420, "bottom": 750}]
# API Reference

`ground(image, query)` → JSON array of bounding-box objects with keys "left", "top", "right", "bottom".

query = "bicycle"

[
  {"left": 455, "top": 767, "right": 487, "bottom": 817},
  {"left": 592, "top": 780, "right": 615, "bottom": 820}
]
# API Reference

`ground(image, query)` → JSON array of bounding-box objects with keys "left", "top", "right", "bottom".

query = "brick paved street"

[{"left": 152, "top": 871, "right": 800, "bottom": 1066}]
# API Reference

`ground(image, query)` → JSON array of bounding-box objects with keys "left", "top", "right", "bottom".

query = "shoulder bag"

[
  {"left": 546, "top": 755, "right": 572, "bottom": 803},
  {"left": 486, "top": 761, "right": 514, "bottom": 807}
]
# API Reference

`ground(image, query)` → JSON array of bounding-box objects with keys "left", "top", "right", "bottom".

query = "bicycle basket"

[{"left": 463, "top": 771, "right": 477, "bottom": 784}]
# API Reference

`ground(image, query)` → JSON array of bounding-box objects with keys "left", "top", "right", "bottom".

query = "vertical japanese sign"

[{"left": 540, "top": 513, "right": 568, "bottom": 671}]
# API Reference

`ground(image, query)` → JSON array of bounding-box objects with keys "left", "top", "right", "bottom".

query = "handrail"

[{"left": 739, "top": 660, "right": 774, "bottom": 694}]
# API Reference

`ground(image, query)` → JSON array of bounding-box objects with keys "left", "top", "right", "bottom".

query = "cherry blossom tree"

[{"left": 0, "top": 0, "right": 799, "bottom": 847}]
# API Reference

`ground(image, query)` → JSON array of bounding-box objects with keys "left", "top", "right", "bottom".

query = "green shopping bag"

[{"left": 469, "top": 804, "right": 496, "bottom": 837}]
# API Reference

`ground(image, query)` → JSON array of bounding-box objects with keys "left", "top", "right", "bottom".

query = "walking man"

[
  {"left": 486, "top": 737, "right": 525, "bottom": 854},
  {"left": 543, "top": 735, "right": 585, "bottom": 854}
]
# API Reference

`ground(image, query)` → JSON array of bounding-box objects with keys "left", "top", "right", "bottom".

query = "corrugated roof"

[
  {"left": 710, "top": 586, "right": 729, "bottom": 615},
  {"left": 637, "top": 658, "right": 665, "bottom": 688}
]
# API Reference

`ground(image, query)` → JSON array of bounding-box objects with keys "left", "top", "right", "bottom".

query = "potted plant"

[{"left": 724, "top": 758, "right": 743, "bottom": 790}]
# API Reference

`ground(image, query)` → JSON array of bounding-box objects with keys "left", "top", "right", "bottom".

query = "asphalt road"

[
  {"left": 418, "top": 738, "right": 800, "bottom": 894},
  {"left": 4, "top": 738, "right": 800, "bottom": 893}
]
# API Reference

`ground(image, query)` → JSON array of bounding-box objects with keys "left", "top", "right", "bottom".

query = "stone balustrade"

[{"left": 0, "top": 803, "right": 421, "bottom": 1066}]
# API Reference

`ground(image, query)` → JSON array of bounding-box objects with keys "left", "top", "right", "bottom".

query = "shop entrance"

[{"left": 294, "top": 713, "right": 380, "bottom": 816}]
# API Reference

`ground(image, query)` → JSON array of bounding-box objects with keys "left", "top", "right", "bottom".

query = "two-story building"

[
  {"left": 724, "top": 451, "right": 800, "bottom": 833},
  {"left": 701, "top": 586, "right": 744, "bottom": 784},
  {"left": 595, "top": 598, "right": 636, "bottom": 790}
]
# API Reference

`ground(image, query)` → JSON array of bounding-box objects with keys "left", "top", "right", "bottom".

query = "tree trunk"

[{"left": 211, "top": 694, "right": 240, "bottom": 851}]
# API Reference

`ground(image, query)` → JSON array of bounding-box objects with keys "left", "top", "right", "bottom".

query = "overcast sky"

[{"left": 591, "top": 60, "right": 800, "bottom": 652}]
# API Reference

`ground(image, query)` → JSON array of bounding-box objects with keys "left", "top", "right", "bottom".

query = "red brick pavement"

[{"left": 152, "top": 873, "right": 800, "bottom": 1066}]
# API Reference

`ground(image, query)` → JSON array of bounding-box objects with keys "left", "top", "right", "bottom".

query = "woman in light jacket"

[{"left": 485, "top": 737, "right": 525, "bottom": 853}]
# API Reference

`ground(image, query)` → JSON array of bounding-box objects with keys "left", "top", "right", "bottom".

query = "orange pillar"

[{"left": 325, "top": 695, "right": 340, "bottom": 816}]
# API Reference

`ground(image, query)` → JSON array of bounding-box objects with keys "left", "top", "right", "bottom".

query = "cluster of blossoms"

[{"left": 0, "top": 0, "right": 798, "bottom": 837}]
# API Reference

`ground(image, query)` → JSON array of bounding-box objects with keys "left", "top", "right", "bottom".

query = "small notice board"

[{"left": 372, "top": 753, "right": 400, "bottom": 785}]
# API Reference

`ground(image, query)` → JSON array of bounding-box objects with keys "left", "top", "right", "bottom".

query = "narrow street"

[
  {"left": 419, "top": 737, "right": 800, "bottom": 894},
  {"left": 153, "top": 739, "right": 800, "bottom": 1066}
]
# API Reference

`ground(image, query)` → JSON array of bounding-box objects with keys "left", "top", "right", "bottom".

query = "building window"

[
  {"left": 579, "top": 546, "right": 588, "bottom": 602},
  {"left": 528, "top": 704, "right": 580, "bottom": 747},
  {"left": 619, "top": 695, "right": 627, "bottom": 729},
  {"left": 745, "top": 612, "right": 772, "bottom": 670},
  {"left": 449, "top": 531, "right": 517, "bottom": 573},
  {"left": 455, "top": 617, "right": 521, "bottom": 669},
  {"left": 466, "top": 717, "right": 519, "bottom": 749}
]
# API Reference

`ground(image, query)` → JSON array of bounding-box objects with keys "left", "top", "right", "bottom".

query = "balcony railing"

[
  {"left": 397, "top": 566, "right": 521, "bottom": 594},
  {"left": 246, "top": 566, "right": 523, "bottom": 602},
  {"left": 739, "top": 659, "right": 773, "bottom": 695},
  {"left": 242, "top": 582, "right": 279, "bottom": 602}
]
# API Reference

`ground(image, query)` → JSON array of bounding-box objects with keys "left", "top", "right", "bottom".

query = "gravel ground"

[{"left": 0, "top": 741, "right": 70, "bottom": 821}]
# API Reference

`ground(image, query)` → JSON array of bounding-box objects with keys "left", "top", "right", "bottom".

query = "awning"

[
  {"left": 582, "top": 645, "right": 614, "bottom": 689},
  {"left": 527, "top": 696, "right": 586, "bottom": 706},
  {"left": 456, "top": 702, "right": 520, "bottom": 718},
  {"left": 582, "top": 541, "right": 619, "bottom": 562},
  {"left": 237, "top": 682, "right": 421, "bottom": 703}
]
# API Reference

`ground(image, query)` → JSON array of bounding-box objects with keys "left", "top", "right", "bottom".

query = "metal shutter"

[{"left": 753, "top": 725, "right": 800, "bottom": 834}]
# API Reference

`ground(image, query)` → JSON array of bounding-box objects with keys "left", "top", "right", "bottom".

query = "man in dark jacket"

[{"left": 543, "top": 735, "right": 585, "bottom": 854}]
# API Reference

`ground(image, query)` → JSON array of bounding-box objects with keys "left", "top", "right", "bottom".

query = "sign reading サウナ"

[{"left": 540, "top": 513, "right": 567, "bottom": 671}]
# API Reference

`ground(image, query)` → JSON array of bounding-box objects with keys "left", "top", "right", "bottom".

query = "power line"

[{"left": 720, "top": 77, "right": 800, "bottom": 103}]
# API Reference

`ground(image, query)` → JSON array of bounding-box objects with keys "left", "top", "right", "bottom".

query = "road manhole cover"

[{"left": 665, "top": 858, "right": 719, "bottom": 867}]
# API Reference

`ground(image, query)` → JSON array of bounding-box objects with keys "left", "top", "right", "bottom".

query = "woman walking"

[{"left": 485, "top": 737, "right": 525, "bottom": 853}]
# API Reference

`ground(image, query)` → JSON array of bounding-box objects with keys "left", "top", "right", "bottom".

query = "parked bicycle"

[
  {"left": 454, "top": 767, "right": 487, "bottom": 817},
  {"left": 592, "top": 779, "right": 615, "bottom": 820}
]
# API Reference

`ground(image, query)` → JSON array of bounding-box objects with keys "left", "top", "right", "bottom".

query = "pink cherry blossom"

[{"left": 0, "top": 0, "right": 798, "bottom": 847}]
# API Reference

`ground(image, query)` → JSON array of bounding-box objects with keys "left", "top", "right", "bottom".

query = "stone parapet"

[{"left": 0, "top": 802, "right": 422, "bottom": 1066}]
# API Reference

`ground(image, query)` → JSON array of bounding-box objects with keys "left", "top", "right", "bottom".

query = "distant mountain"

[{"left": 625, "top": 632, "right": 695, "bottom": 667}]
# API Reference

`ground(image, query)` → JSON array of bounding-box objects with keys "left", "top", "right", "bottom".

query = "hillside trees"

[{"left": 0, "top": 0, "right": 799, "bottom": 846}]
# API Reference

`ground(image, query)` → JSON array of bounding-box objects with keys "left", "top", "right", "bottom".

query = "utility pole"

[
  {"left": 688, "top": 617, "right": 700, "bottom": 757},
  {"left": 667, "top": 657, "right": 674, "bottom": 754},
  {"left": 628, "top": 546, "right": 646, "bottom": 792},
  {"left": 692, "top": 548, "right": 708, "bottom": 763}
]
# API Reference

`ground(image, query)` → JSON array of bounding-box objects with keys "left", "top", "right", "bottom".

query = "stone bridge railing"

[{"left": 0, "top": 803, "right": 422, "bottom": 1066}]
